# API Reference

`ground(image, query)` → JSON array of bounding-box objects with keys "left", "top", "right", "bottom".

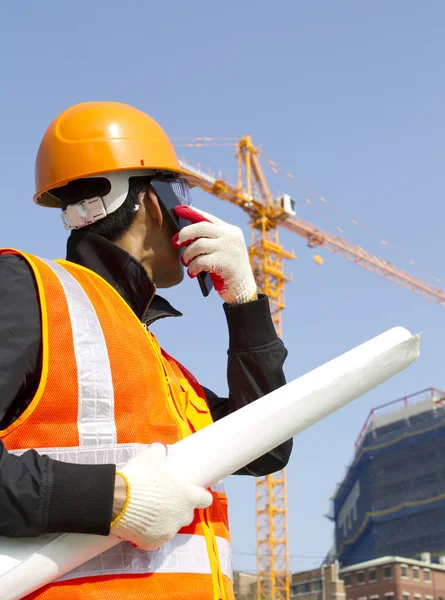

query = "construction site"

[
  {"left": 168, "top": 137, "right": 445, "bottom": 600},
  {"left": 2, "top": 3, "right": 445, "bottom": 600},
  {"left": 233, "top": 388, "right": 445, "bottom": 599}
]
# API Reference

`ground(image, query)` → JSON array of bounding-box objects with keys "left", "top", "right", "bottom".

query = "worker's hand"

[
  {"left": 111, "top": 443, "right": 212, "bottom": 550},
  {"left": 173, "top": 205, "right": 257, "bottom": 304}
]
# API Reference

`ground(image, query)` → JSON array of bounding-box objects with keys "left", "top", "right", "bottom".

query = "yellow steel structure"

[
  {"left": 179, "top": 136, "right": 445, "bottom": 600},
  {"left": 238, "top": 137, "right": 293, "bottom": 600}
]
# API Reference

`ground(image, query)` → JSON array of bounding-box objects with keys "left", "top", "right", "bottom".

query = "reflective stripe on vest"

[
  {"left": 39, "top": 258, "right": 117, "bottom": 446},
  {"left": 5, "top": 256, "right": 231, "bottom": 588},
  {"left": 56, "top": 534, "right": 232, "bottom": 581}
]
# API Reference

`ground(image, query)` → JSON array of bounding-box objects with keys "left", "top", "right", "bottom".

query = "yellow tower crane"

[{"left": 177, "top": 136, "right": 445, "bottom": 600}]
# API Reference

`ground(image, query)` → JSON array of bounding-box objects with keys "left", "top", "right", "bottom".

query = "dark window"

[
  {"left": 294, "top": 583, "right": 312, "bottom": 595},
  {"left": 424, "top": 570, "right": 431, "bottom": 582},
  {"left": 401, "top": 565, "right": 408, "bottom": 578},
  {"left": 412, "top": 567, "right": 419, "bottom": 581},
  {"left": 357, "top": 572, "right": 365, "bottom": 585},
  {"left": 343, "top": 575, "right": 352, "bottom": 588},
  {"left": 369, "top": 569, "right": 377, "bottom": 582},
  {"left": 314, "top": 580, "right": 322, "bottom": 592},
  {"left": 386, "top": 594, "right": 394, "bottom": 600},
  {"left": 402, "top": 594, "right": 409, "bottom": 600},
  {"left": 384, "top": 566, "right": 392, "bottom": 580}
]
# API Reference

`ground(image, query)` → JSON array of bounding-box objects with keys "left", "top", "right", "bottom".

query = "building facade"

[
  {"left": 291, "top": 562, "right": 346, "bottom": 600},
  {"left": 331, "top": 389, "right": 445, "bottom": 567},
  {"left": 233, "top": 571, "right": 258, "bottom": 599},
  {"left": 340, "top": 555, "right": 445, "bottom": 600}
]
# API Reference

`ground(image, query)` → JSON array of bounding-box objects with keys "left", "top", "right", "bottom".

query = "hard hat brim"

[{"left": 34, "top": 166, "right": 202, "bottom": 208}]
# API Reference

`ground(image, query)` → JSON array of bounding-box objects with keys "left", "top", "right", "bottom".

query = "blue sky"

[{"left": 1, "top": 0, "right": 445, "bottom": 574}]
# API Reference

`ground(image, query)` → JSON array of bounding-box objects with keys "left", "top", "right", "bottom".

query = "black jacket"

[{"left": 0, "top": 231, "right": 292, "bottom": 538}]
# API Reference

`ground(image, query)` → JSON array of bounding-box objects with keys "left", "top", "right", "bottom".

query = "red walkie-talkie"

[{"left": 151, "top": 177, "right": 213, "bottom": 297}]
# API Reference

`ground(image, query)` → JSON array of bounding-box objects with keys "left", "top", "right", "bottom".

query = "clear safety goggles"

[
  {"left": 60, "top": 171, "right": 193, "bottom": 230},
  {"left": 165, "top": 176, "right": 193, "bottom": 206}
]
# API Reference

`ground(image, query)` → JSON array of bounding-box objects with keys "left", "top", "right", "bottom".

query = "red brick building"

[
  {"left": 234, "top": 555, "right": 445, "bottom": 599},
  {"left": 340, "top": 555, "right": 445, "bottom": 600}
]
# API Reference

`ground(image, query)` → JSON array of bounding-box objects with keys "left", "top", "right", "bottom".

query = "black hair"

[{"left": 51, "top": 176, "right": 152, "bottom": 242}]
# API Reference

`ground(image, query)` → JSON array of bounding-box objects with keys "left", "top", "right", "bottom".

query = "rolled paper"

[{"left": 0, "top": 327, "right": 421, "bottom": 600}]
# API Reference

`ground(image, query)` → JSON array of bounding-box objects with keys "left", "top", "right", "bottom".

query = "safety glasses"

[{"left": 164, "top": 176, "right": 193, "bottom": 207}]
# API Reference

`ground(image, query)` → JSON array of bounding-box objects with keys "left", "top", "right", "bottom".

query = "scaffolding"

[{"left": 332, "top": 388, "right": 445, "bottom": 566}]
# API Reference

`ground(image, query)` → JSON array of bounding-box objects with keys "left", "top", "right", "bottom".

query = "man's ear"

[{"left": 141, "top": 188, "right": 163, "bottom": 228}]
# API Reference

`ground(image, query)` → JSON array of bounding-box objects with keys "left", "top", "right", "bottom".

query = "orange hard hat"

[{"left": 34, "top": 101, "right": 201, "bottom": 208}]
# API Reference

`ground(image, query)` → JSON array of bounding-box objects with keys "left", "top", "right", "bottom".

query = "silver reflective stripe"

[
  {"left": 55, "top": 534, "right": 232, "bottom": 580},
  {"left": 218, "top": 535, "right": 233, "bottom": 580},
  {"left": 11, "top": 442, "right": 226, "bottom": 495},
  {"left": 40, "top": 259, "right": 117, "bottom": 446}
]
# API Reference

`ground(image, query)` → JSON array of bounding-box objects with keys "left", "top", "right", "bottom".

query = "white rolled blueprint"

[{"left": 0, "top": 326, "right": 420, "bottom": 600}]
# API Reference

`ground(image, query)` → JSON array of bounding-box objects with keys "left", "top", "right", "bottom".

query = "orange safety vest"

[{"left": 0, "top": 249, "right": 233, "bottom": 600}]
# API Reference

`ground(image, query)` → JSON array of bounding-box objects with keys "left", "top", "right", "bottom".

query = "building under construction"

[{"left": 331, "top": 388, "right": 445, "bottom": 567}]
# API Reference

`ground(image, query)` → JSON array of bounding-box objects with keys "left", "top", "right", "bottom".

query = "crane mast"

[
  {"left": 182, "top": 136, "right": 294, "bottom": 600},
  {"left": 238, "top": 138, "right": 292, "bottom": 600}
]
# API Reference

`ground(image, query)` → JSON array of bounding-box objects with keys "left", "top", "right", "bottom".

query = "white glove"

[
  {"left": 173, "top": 205, "right": 257, "bottom": 305},
  {"left": 111, "top": 443, "right": 213, "bottom": 550}
]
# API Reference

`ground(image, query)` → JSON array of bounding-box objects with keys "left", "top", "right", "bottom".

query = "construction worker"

[{"left": 0, "top": 101, "right": 292, "bottom": 599}]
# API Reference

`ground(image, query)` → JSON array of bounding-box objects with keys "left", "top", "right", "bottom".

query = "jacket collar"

[{"left": 66, "top": 231, "right": 182, "bottom": 325}]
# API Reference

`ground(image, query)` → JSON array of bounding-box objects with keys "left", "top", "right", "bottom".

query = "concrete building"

[
  {"left": 340, "top": 555, "right": 445, "bottom": 600},
  {"left": 330, "top": 388, "right": 445, "bottom": 566},
  {"left": 291, "top": 562, "right": 346, "bottom": 600},
  {"left": 233, "top": 571, "right": 257, "bottom": 599}
]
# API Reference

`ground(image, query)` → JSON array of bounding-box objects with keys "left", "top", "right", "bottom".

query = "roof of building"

[
  {"left": 340, "top": 556, "right": 445, "bottom": 573},
  {"left": 233, "top": 571, "right": 258, "bottom": 579}
]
